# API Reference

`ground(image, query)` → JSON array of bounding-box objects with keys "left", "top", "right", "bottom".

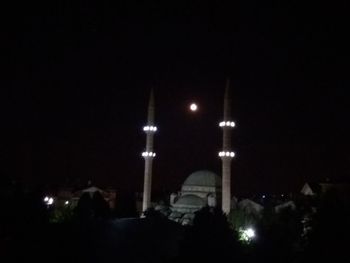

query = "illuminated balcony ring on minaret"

[
  {"left": 143, "top": 126, "right": 157, "bottom": 132},
  {"left": 219, "top": 121, "right": 235, "bottom": 128},
  {"left": 219, "top": 78, "right": 235, "bottom": 215},
  {"left": 142, "top": 89, "right": 157, "bottom": 213},
  {"left": 142, "top": 151, "right": 156, "bottom": 157},
  {"left": 219, "top": 151, "right": 235, "bottom": 158}
]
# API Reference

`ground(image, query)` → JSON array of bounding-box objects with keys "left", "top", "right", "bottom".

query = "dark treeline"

[{"left": 1, "top": 181, "right": 349, "bottom": 263}]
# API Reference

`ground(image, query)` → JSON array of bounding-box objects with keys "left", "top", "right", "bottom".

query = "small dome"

[
  {"left": 169, "top": 211, "right": 182, "bottom": 219},
  {"left": 183, "top": 170, "right": 221, "bottom": 188},
  {"left": 154, "top": 204, "right": 166, "bottom": 211},
  {"left": 174, "top": 194, "right": 205, "bottom": 207}
]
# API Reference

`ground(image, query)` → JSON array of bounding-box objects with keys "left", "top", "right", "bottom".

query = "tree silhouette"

[
  {"left": 178, "top": 207, "right": 242, "bottom": 263},
  {"left": 300, "top": 191, "right": 350, "bottom": 262},
  {"left": 92, "top": 191, "right": 110, "bottom": 219},
  {"left": 253, "top": 206, "right": 302, "bottom": 263},
  {"left": 76, "top": 192, "right": 94, "bottom": 221}
]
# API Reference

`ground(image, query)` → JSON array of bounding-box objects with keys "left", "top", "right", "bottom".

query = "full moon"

[{"left": 190, "top": 103, "right": 198, "bottom": 111}]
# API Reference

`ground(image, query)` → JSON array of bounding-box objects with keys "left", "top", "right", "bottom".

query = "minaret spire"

[
  {"left": 219, "top": 78, "right": 235, "bottom": 214},
  {"left": 142, "top": 89, "right": 157, "bottom": 213},
  {"left": 224, "top": 79, "right": 231, "bottom": 120},
  {"left": 147, "top": 89, "right": 155, "bottom": 125}
]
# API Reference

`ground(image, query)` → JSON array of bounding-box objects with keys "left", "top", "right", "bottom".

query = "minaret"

[
  {"left": 142, "top": 89, "right": 157, "bottom": 213},
  {"left": 219, "top": 79, "right": 235, "bottom": 214}
]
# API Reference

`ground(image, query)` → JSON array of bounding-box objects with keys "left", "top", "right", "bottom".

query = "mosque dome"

[
  {"left": 170, "top": 170, "right": 222, "bottom": 223},
  {"left": 173, "top": 194, "right": 205, "bottom": 208},
  {"left": 182, "top": 170, "right": 221, "bottom": 188}
]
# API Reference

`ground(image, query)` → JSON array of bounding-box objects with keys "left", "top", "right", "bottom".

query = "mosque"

[
  {"left": 141, "top": 79, "right": 236, "bottom": 224},
  {"left": 168, "top": 170, "right": 222, "bottom": 224}
]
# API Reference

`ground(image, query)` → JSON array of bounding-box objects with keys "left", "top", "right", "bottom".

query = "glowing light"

[
  {"left": 239, "top": 227, "right": 256, "bottom": 243},
  {"left": 190, "top": 103, "right": 198, "bottom": 111},
  {"left": 219, "top": 151, "right": 235, "bottom": 157},
  {"left": 44, "top": 196, "right": 55, "bottom": 205},
  {"left": 219, "top": 121, "right": 235, "bottom": 127},
  {"left": 143, "top": 126, "right": 157, "bottom": 132},
  {"left": 142, "top": 151, "right": 156, "bottom": 157},
  {"left": 65, "top": 201, "right": 69, "bottom": 205},
  {"left": 245, "top": 228, "right": 255, "bottom": 238}
]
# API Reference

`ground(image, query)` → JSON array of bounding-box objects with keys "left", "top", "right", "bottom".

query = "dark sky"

[{"left": 3, "top": 1, "right": 349, "bottom": 195}]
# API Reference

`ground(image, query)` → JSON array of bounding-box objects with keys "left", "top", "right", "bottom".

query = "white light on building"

[
  {"left": 219, "top": 121, "right": 235, "bottom": 127},
  {"left": 218, "top": 151, "right": 235, "bottom": 157},
  {"left": 143, "top": 126, "right": 157, "bottom": 132},
  {"left": 142, "top": 151, "right": 156, "bottom": 157}
]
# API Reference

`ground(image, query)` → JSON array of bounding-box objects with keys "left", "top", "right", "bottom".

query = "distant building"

[
  {"left": 301, "top": 182, "right": 350, "bottom": 196},
  {"left": 74, "top": 186, "right": 116, "bottom": 209},
  {"left": 301, "top": 182, "right": 350, "bottom": 203},
  {"left": 53, "top": 185, "right": 116, "bottom": 209},
  {"left": 237, "top": 199, "right": 264, "bottom": 216},
  {"left": 301, "top": 182, "right": 324, "bottom": 196}
]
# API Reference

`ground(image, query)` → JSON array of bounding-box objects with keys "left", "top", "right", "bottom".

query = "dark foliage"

[
  {"left": 75, "top": 191, "right": 111, "bottom": 221},
  {"left": 2, "top": 181, "right": 349, "bottom": 263},
  {"left": 253, "top": 207, "right": 303, "bottom": 263},
  {"left": 143, "top": 207, "right": 164, "bottom": 219},
  {"left": 92, "top": 191, "right": 110, "bottom": 219},
  {"left": 178, "top": 206, "right": 242, "bottom": 263},
  {"left": 75, "top": 192, "right": 94, "bottom": 221},
  {"left": 300, "top": 191, "right": 350, "bottom": 262}
]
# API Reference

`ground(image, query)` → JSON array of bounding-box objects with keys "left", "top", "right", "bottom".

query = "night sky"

[{"left": 3, "top": 1, "right": 349, "bottom": 195}]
